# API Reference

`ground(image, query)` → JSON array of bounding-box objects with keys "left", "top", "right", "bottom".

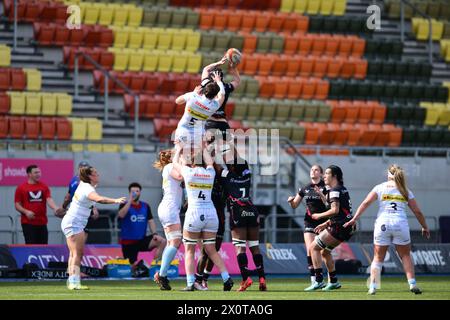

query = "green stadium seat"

[
  {"left": 356, "top": 80, "right": 371, "bottom": 98},
  {"left": 328, "top": 79, "right": 345, "bottom": 98},
  {"left": 370, "top": 81, "right": 385, "bottom": 100},
  {"left": 309, "top": 15, "right": 324, "bottom": 32},
  {"left": 142, "top": 7, "right": 158, "bottom": 26},
  {"left": 185, "top": 9, "right": 200, "bottom": 28},
  {"left": 228, "top": 33, "right": 245, "bottom": 51},
  {"left": 397, "top": 83, "right": 412, "bottom": 100},
  {"left": 429, "top": 127, "right": 444, "bottom": 147},
  {"left": 259, "top": 98, "right": 275, "bottom": 121},
  {"left": 214, "top": 31, "right": 231, "bottom": 53},
  {"left": 274, "top": 99, "right": 291, "bottom": 122},
  {"left": 411, "top": 105, "right": 427, "bottom": 126},
  {"left": 401, "top": 126, "right": 416, "bottom": 146},
  {"left": 384, "top": 81, "right": 399, "bottom": 102},
  {"left": 270, "top": 33, "right": 285, "bottom": 54},
  {"left": 200, "top": 30, "right": 216, "bottom": 51},
  {"left": 380, "top": 60, "right": 396, "bottom": 80},
  {"left": 385, "top": 103, "right": 400, "bottom": 124},
  {"left": 156, "top": 8, "right": 173, "bottom": 28},
  {"left": 398, "top": 103, "right": 414, "bottom": 126},
  {"left": 245, "top": 98, "right": 262, "bottom": 121},
  {"left": 394, "top": 61, "right": 409, "bottom": 81},
  {"left": 416, "top": 126, "right": 431, "bottom": 146},
  {"left": 316, "top": 101, "right": 331, "bottom": 122},
  {"left": 245, "top": 77, "right": 259, "bottom": 98},
  {"left": 290, "top": 100, "right": 305, "bottom": 120},
  {"left": 335, "top": 16, "right": 350, "bottom": 33},
  {"left": 171, "top": 8, "right": 187, "bottom": 28},
  {"left": 303, "top": 100, "right": 318, "bottom": 122},
  {"left": 367, "top": 59, "right": 382, "bottom": 79},
  {"left": 233, "top": 99, "right": 248, "bottom": 120},
  {"left": 410, "top": 82, "right": 424, "bottom": 102},
  {"left": 256, "top": 32, "right": 272, "bottom": 53}
]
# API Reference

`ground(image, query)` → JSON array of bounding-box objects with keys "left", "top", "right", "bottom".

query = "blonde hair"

[
  {"left": 153, "top": 149, "right": 173, "bottom": 171},
  {"left": 388, "top": 164, "right": 409, "bottom": 201}
]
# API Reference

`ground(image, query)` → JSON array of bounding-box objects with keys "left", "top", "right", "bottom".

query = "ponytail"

[
  {"left": 153, "top": 149, "right": 173, "bottom": 171},
  {"left": 388, "top": 164, "right": 409, "bottom": 201}
]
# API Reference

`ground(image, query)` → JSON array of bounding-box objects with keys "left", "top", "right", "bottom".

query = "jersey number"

[
  {"left": 390, "top": 202, "right": 398, "bottom": 211},
  {"left": 198, "top": 191, "right": 206, "bottom": 200},
  {"left": 240, "top": 188, "right": 246, "bottom": 198},
  {"left": 189, "top": 117, "right": 197, "bottom": 126}
]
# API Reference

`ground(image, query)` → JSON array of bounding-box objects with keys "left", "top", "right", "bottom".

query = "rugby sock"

[
  {"left": 220, "top": 271, "right": 230, "bottom": 282},
  {"left": 408, "top": 278, "right": 417, "bottom": 289},
  {"left": 307, "top": 256, "right": 315, "bottom": 282},
  {"left": 68, "top": 275, "right": 78, "bottom": 284},
  {"left": 203, "top": 270, "right": 210, "bottom": 281},
  {"left": 159, "top": 245, "right": 177, "bottom": 277},
  {"left": 252, "top": 253, "right": 266, "bottom": 279},
  {"left": 329, "top": 270, "right": 338, "bottom": 283},
  {"left": 237, "top": 253, "right": 249, "bottom": 281},
  {"left": 314, "top": 268, "right": 324, "bottom": 283},
  {"left": 187, "top": 274, "right": 196, "bottom": 287}
]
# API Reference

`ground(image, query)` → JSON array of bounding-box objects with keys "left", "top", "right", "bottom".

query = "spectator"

[
  {"left": 14, "top": 164, "right": 64, "bottom": 244},
  {"left": 118, "top": 182, "right": 166, "bottom": 273}
]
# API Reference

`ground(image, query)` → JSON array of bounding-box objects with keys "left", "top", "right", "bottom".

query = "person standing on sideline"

[
  {"left": 305, "top": 165, "right": 355, "bottom": 292},
  {"left": 61, "top": 166, "right": 126, "bottom": 290},
  {"left": 344, "top": 164, "right": 430, "bottom": 295},
  {"left": 153, "top": 149, "right": 184, "bottom": 291},
  {"left": 118, "top": 182, "right": 166, "bottom": 273},
  {"left": 287, "top": 164, "right": 329, "bottom": 285},
  {"left": 14, "top": 164, "right": 64, "bottom": 244}
]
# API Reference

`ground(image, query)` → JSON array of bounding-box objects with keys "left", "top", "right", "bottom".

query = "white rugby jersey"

[
  {"left": 66, "top": 181, "right": 95, "bottom": 219},
  {"left": 371, "top": 181, "right": 414, "bottom": 221},
  {"left": 181, "top": 165, "right": 215, "bottom": 208},
  {"left": 161, "top": 163, "right": 183, "bottom": 209},
  {"left": 177, "top": 92, "right": 220, "bottom": 130}
]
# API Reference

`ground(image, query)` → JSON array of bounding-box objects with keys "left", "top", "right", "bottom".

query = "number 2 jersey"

[
  {"left": 181, "top": 165, "right": 215, "bottom": 208},
  {"left": 178, "top": 92, "right": 221, "bottom": 131},
  {"left": 371, "top": 181, "right": 414, "bottom": 222}
]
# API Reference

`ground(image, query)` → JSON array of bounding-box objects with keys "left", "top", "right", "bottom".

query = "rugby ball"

[{"left": 226, "top": 48, "right": 242, "bottom": 66}]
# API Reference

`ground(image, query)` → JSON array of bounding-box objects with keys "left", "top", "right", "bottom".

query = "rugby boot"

[
  {"left": 304, "top": 281, "right": 325, "bottom": 291},
  {"left": 223, "top": 277, "right": 234, "bottom": 291},
  {"left": 367, "top": 287, "right": 376, "bottom": 295},
  {"left": 193, "top": 282, "right": 208, "bottom": 291},
  {"left": 410, "top": 286, "right": 422, "bottom": 294},
  {"left": 322, "top": 282, "right": 342, "bottom": 291},
  {"left": 202, "top": 279, "right": 209, "bottom": 289},
  {"left": 259, "top": 277, "right": 267, "bottom": 291},
  {"left": 154, "top": 272, "right": 172, "bottom": 291},
  {"left": 237, "top": 277, "right": 253, "bottom": 292},
  {"left": 67, "top": 282, "right": 89, "bottom": 290},
  {"left": 182, "top": 285, "right": 195, "bottom": 291}
]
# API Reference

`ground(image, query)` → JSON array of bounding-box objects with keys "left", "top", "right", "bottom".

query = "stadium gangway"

[
  {"left": 0, "top": 215, "right": 14, "bottom": 244},
  {"left": 400, "top": 0, "right": 433, "bottom": 64},
  {"left": 73, "top": 51, "right": 140, "bottom": 147}
]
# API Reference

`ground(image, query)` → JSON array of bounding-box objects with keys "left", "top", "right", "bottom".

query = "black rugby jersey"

[
  {"left": 210, "top": 82, "right": 234, "bottom": 119},
  {"left": 327, "top": 184, "right": 353, "bottom": 224},
  {"left": 220, "top": 162, "right": 252, "bottom": 206},
  {"left": 298, "top": 180, "right": 328, "bottom": 221}
]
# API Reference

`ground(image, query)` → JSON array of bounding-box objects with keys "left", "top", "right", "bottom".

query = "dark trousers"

[{"left": 22, "top": 224, "right": 48, "bottom": 244}]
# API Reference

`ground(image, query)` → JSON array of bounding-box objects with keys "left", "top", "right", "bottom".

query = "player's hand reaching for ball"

[{"left": 211, "top": 71, "right": 222, "bottom": 83}]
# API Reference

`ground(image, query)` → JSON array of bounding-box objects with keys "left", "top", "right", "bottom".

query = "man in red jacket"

[{"left": 14, "top": 164, "right": 64, "bottom": 244}]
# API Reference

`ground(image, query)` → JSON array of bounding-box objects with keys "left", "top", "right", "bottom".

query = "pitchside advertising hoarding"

[
  {"left": 0, "top": 158, "right": 74, "bottom": 186},
  {"left": 2, "top": 243, "right": 450, "bottom": 276}
]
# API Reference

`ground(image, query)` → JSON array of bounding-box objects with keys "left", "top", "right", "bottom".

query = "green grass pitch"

[{"left": 0, "top": 276, "right": 449, "bottom": 300}]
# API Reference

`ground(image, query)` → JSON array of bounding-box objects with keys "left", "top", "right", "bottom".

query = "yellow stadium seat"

[
  {"left": 102, "top": 144, "right": 120, "bottom": 152},
  {"left": 71, "top": 143, "right": 84, "bottom": 152},
  {"left": 171, "top": 29, "right": 188, "bottom": 51},
  {"left": 143, "top": 50, "right": 160, "bottom": 72},
  {"left": 56, "top": 93, "right": 73, "bottom": 116},
  {"left": 69, "top": 118, "right": 87, "bottom": 140},
  {"left": 8, "top": 92, "right": 25, "bottom": 114},
  {"left": 185, "top": 31, "right": 201, "bottom": 52},
  {"left": 172, "top": 51, "right": 188, "bottom": 73},
  {"left": 112, "top": 4, "right": 129, "bottom": 27},
  {"left": 128, "top": 6, "right": 144, "bottom": 28},
  {"left": 86, "top": 118, "right": 102, "bottom": 141},
  {"left": 86, "top": 144, "right": 103, "bottom": 152},
  {"left": 142, "top": 28, "right": 158, "bottom": 50},
  {"left": 127, "top": 49, "right": 144, "bottom": 71},
  {"left": 420, "top": 102, "right": 439, "bottom": 126},
  {"left": 320, "top": 0, "right": 334, "bottom": 15},
  {"left": 127, "top": 27, "right": 144, "bottom": 49},
  {"left": 112, "top": 26, "right": 129, "bottom": 48},
  {"left": 0, "top": 45, "right": 11, "bottom": 67},
  {"left": 98, "top": 3, "right": 114, "bottom": 26},
  {"left": 157, "top": 50, "right": 174, "bottom": 72},
  {"left": 41, "top": 93, "right": 57, "bottom": 115},
  {"left": 157, "top": 29, "right": 173, "bottom": 50},
  {"left": 432, "top": 20, "right": 444, "bottom": 41},
  {"left": 306, "top": 0, "right": 321, "bottom": 14},
  {"left": 332, "top": 0, "right": 347, "bottom": 16},
  {"left": 109, "top": 47, "right": 129, "bottom": 71},
  {"left": 23, "top": 68, "right": 42, "bottom": 91},
  {"left": 78, "top": 2, "right": 88, "bottom": 22},
  {"left": 280, "top": 0, "right": 295, "bottom": 12},
  {"left": 122, "top": 144, "right": 134, "bottom": 153},
  {"left": 294, "top": 0, "right": 308, "bottom": 14},
  {"left": 25, "top": 92, "right": 41, "bottom": 115},
  {"left": 83, "top": 3, "right": 99, "bottom": 24},
  {"left": 186, "top": 52, "right": 202, "bottom": 74},
  {"left": 436, "top": 103, "right": 450, "bottom": 126},
  {"left": 414, "top": 19, "right": 444, "bottom": 41}
]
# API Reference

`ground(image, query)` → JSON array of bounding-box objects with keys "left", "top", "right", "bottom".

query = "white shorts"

[
  {"left": 183, "top": 206, "right": 218, "bottom": 234},
  {"left": 174, "top": 126, "right": 204, "bottom": 146},
  {"left": 61, "top": 214, "right": 89, "bottom": 238},
  {"left": 373, "top": 219, "right": 411, "bottom": 246},
  {"left": 158, "top": 202, "right": 181, "bottom": 228}
]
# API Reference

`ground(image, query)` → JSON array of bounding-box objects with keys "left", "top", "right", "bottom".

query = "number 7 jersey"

[
  {"left": 371, "top": 181, "right": 414, "bottom": 221},
  {"left": 181, "top": 166, "right": 216, "bottom": 208}
]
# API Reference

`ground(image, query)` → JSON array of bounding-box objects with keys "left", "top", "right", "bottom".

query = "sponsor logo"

[
  {"left": 194, "top": 174, "right": 212, "bottom": 178},
  {"left": 381, "top": 194, "right": 407, "bottom": 202},
  {"left": 28, "top": 191, "right": 43, "bottom": 202},
  {"left": 411, "top": 250, "right": 446, "bottom": 266},
  {"left": 194, "top": 100, "right": 211, "bottom": 111},
  {"left": 265, "top": 244, "right": 297, "bottom": 261},
  {"left": 188, "top": 182, "right": 213, "bottom": 189},
  {"left": 241, "top": 210, "right": 255, "bottom": 217}
]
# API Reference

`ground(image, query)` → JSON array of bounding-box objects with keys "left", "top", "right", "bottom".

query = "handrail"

[
  {"left": 400, "top": 0, "right": 433, "bottom": 64},
  {"left": 12, "top": 0, "right": 18, "bottom": 51},
  {"left": 73, "top": 51, "right": 140, "bottom": 146},
  {"left": 0, "top": 215, "right": 15, "bottom": 244}
]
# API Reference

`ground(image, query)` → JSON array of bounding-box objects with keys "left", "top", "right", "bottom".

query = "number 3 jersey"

[
  {"left": 371, "top": 181, "right": 414, "bottom": 222},
  {"left": 181, "top": 165, "right": 215, "bottom": 208}
]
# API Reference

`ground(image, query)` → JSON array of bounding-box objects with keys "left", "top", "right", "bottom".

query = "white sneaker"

[
  {"left": 368, "top": 287, "right": 376, "bottom": 295},
  {"left": 193, "top": 282, "right": 208, "bottom": 291}
]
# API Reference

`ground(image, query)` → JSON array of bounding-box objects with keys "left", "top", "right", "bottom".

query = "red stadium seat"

[
  {"left": 240, "top": 11, "right": 257, "bottom": 32},
  {"left": 299, "top": 56, "right": 314, "bottom": 77},
  {"left": 0, "top": 92, "right": 10, "bottom": 114},
  {"left": 79, "top": 47, "right": 100, "bottom": 71},
  {"left": 84, "top": 25, "right": 102, "bottom": 48},
  {"left": 268, "top": 12, "right": 286, "bottom": 33},
  {"left": 99, "top": 28, "right": 114, "bottom": 48},
  {"left": 227, "top": 10, "right": 243, "bottom": 31},
  {"left": 159, "top": 73, "right": 177, "bottom": 95},
  {"left": 143, "top": 73, "right": 161, "bottom": 94},
  {"left": 128, "top": 72, "right": 146, "bottom": 92},
  {"left": 258, "top": 54, "right": 275, "bottom": 76},
  {"left": 69, "top": 28, "right": 85, "bottom": 46},
  {"left": 40, "top": 117, "right": 56, "bottom": 140},
  {"left": 10, "top": 68, "right": 26, "bottom": 90},
  {"left": 145, "top": 95, "right": 162, "bottom": 119},
  {"left": 301, "top": 77, "right": 317, "bottom": 100},
  {"left": 271, "top": 76, "right": 289, "bottom": 99},
  {"left": 98, "top": 49, "right": 114, "bottom": 70},
  {"left": 55, "top": 117, "right": 72, "bottom": 140},
  {"left": 23, "top": 1, "right": 42, "bottom": 23},
  {"left": 283, "top": 33, "right": 299, "bottom": 55},
  {"left": 297, "top": 34, "right": 313, "bottom": 55},
  {"left": 34, "top": 22, "right": 55, "bottom": 46},
  {"left": 110, "top": 71, "right": 130, "bottom": 94},
  {"left": 8, "top": 116, "right": 25, "bottom": 139},
  {"left": 271, "top": 54, "right": 289, "bottom": 76},
  {"left": 173, "top": 73, "right": 191, "bottom": 95},
  {"left": 158, "top": 95, "right": 176, "bottom": 118},
  {"left": 315, "top": 79, "right": 329, "bottom": 100},
  {"left": 0, "top": 116, "right": 8, "bottom": 138},
  {"left": 40, "top": 2, "right": 58, "bottom": 22},
  {"left": 24, "top": 116, "right": 40, "bottom": 139},
  {"left": 54, "top": 23, "right": 70, "bottom": 46},
  {"left": 0, "top": 68, "right": 10, "bottom": 90},
  {"left": 93, "top": 70, "right": 113, "bottom": 93}
]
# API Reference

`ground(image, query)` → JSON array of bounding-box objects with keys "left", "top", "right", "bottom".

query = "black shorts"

[
  {"left": 213, "top": 194, "right": 226, "bottom": 238},
  {"left": 121, "top": 235, "right": 155, "bottom": 264},
  {"left": 229, "top": 203, "right": 259, "bottom": 230},
  {"left": 205, "top": 120, "right": 230, "bottom": 142},
  {"left": 327, "top": 222, "right": 355, "bottom": 242},
  {"left": 304, "top": 217, "right": 329, "bottom": 234}
]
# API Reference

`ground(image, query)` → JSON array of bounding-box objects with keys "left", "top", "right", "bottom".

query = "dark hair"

[
  {"left": 79, "top": 166, "right": 95, "bottom": 183},
  {"left": 204, "top": 82, "right": 220, "bottom": 99},
  {"left": 312, "top": 164, "right": 324, "bottom": 174},
  {"left": 128, "top": 182, "right": 142, "bottom": 192},
  {"left": 26, "top": 165, "right": 38, "bottom": 174},
  {"left": 210, "top": 67, "right": 224, "bottom": 81},
  {"left": 327, "top": 165, "right": 344, "bottom": 185}
]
